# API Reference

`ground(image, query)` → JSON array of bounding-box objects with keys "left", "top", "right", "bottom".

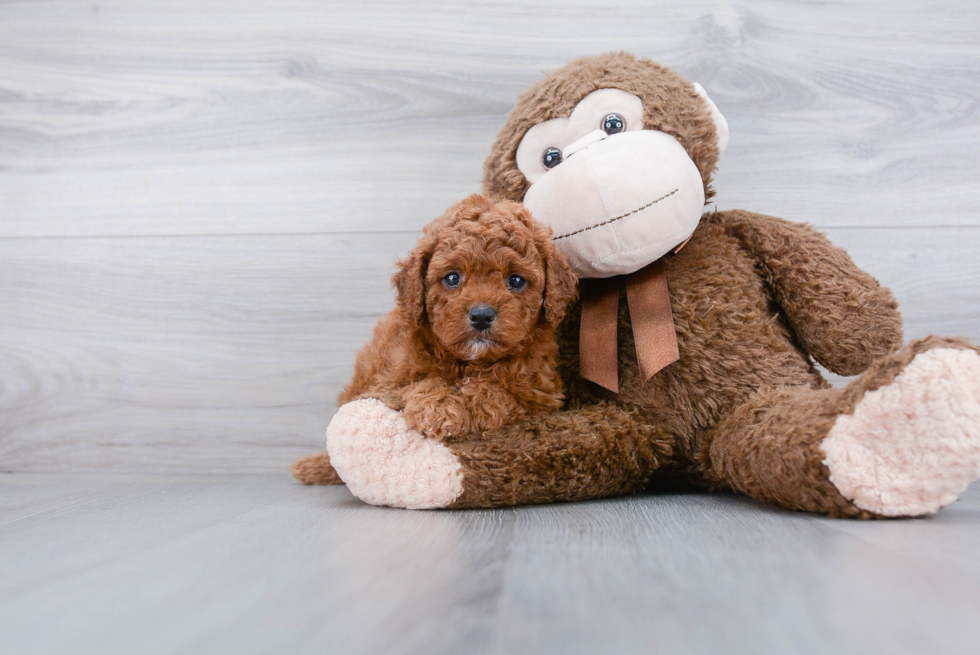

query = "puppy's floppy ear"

[
  {"left": 394, "top": 197, "right": 478, "bottom": 324},
  {"left": 393, "top": 226, "right": 440, "bottom": 327},
  {"left": 541, "top": 239, "right": 578, "bottom": 327},
  {"left": 520, "top": 206, "right": 578, "bottom": 327}
]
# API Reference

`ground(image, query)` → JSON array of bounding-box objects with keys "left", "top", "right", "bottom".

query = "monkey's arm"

[
  {"left": 323, "top": 397, "right": 675, "bottom": 508},
  {"left": 718, "top": 209, "right": 903, "bottom": 376}
]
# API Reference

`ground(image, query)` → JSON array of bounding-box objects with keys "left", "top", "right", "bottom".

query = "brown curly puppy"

[{"left": 291, "top": 193, "right": 577, "bottom": 485}]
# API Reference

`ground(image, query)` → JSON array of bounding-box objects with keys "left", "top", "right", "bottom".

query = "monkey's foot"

[
  {"left": 326, "top": 399, "right": 465, "bottom": 509},
  {"left": 822, "top": 346, "right": 980, "bottom": 516}
]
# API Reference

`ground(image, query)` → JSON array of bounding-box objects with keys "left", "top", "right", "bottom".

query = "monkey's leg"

[
  {"left": 325, "top": 399, "right": 674, "bottom": 509},
  {"left": 705, "top": 337, "right": 980, "bottom": 517}
]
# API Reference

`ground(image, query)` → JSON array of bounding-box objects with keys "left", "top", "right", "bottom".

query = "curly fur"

[{"left": 292, "top": 194, "right": 577, "bottom": 485}]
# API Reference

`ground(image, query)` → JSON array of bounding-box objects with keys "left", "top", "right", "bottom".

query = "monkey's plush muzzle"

[{"left": 523, "top": 129, "right": 705, "bottom": 278}]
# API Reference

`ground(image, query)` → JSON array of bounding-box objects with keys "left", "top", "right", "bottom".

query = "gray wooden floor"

[{"left": 2, "top": 474, "right": 980, "bottom": 655}]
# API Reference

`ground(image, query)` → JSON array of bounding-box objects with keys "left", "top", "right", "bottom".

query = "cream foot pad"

[{"left": 822, "top": 348, "right": 980, "bottom": 516}]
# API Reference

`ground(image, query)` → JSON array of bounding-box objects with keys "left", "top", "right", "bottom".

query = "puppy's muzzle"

[{"left": 468, "top": 305, "right": 496, "bottom": 332}]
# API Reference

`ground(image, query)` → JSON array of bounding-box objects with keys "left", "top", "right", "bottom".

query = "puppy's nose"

[{"left": 468, "top": 305, "right": 496, "bottom": 332}]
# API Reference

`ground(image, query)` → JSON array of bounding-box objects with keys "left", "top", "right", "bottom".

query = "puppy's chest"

[{"left": 451, "top": 368, "right": 504, "bottom": 392}]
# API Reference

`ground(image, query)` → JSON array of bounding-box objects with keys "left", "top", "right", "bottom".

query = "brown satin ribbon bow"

[{"left": 579, "top": 239, "right": 688, "bottom": 393}]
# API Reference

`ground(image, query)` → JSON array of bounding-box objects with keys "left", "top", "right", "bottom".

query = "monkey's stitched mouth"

[{"left": 553, "top": 188, "right": 679, "bottom": 241}]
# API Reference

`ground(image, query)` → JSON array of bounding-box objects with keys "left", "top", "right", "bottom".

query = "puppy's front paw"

[{"left": 404, "top": 395, "right": 470, "bottom": 440}]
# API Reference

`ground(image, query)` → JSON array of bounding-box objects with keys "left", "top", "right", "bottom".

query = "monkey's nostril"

[{"left": 468, "top": 305, "right": 496, "bottom": 331}]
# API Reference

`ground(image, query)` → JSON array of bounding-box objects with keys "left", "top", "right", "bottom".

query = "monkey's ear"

[
  {"left": 393, "top": 230, "right": 438, "bottom": 327},
  {"left": 692, "top": 83, "right": 729, "bottom": 155},
  {"left": 530, "top": 219, "right": 578, "bottom": 327}
]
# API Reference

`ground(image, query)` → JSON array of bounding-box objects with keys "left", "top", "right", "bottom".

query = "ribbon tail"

[
  {"left": 625, "top": 260, "right": 679, "bottom": 383},
  {"left": 579, "top": 277, "right": 621, "bottom": 393}
]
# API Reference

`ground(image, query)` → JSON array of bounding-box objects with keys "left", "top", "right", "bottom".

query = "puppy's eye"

[
  {"left": 542, "top": 147, "right": 562, "bottom": 169},
  {"left": 443, "top": 272, "right": 461, "bottom": 288},
  {"left": 507, "top": 274, "right": 527, "bottom": 291},
  {"left": 602, "top": 113, "right": 626, "bottom": 135}
]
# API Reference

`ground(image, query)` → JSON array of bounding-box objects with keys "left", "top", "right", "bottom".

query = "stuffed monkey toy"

[{"left": 294, "top": 52, "right": 980, "bottom": 518}]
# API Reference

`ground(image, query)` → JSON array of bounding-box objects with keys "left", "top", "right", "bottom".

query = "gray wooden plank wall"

[{"left": 1, "top": 0, "right": 979, "bottom": 473}]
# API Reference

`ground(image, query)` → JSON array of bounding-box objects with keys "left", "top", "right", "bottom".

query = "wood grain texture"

[
  {"left": 1, "top": 0, "right": 979, "bottom": 237},
  {"left": 1, "top": 228, "right": 978, "bottom": 473},
  {"left": 1, "top": 0, "right": 979, "bottom": 472},
  {"left": 2, "top": 474, "right": 980, "bottom": 655}
]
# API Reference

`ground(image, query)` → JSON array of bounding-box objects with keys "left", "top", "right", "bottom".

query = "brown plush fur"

[
  {"left": 447, "top": 402, "right": 673, "bottom": 508},
  {"left": 292, "top": 194, "right": 576, "bottom": 485},
  {"left": 439, "top": 53, "right": 916, "bottom": 516}
]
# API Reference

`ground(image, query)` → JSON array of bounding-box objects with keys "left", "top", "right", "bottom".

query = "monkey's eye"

[
  {"left": 542, "top": 147, "right": 562, "bottom": 169},
  {"left": 507, "top": 274, "right": 527, "bottom": 291},
  {"left": 443, "top": 272, "right": 461, "bottom": 288},
  {"left": 602, "top": 113, "right": 626, "bottom": 135}
]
